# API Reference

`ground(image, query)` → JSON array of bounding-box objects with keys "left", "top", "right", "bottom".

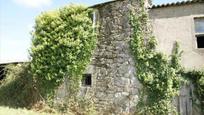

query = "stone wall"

[
  {"left": 79, "top": 0, "right": 148, "bottom": 114},
  {"left": 56, "top": 0, "right": 203, "bottom": 115},
  {"left": 55, "top": 1, "right": 148, "bottom": 114}
]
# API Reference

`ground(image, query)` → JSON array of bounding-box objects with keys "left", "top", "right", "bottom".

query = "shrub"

[{"left": 0, "top": 63, "right": 40, "bottom": 108}]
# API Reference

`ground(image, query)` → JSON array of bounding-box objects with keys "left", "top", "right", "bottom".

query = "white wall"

[{"left": 149, "top": 3, "right": 204, "bottom": 70}]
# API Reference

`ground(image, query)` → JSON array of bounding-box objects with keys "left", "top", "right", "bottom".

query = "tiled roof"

[
  {"left": 151, "top": 0, "right": 204, "bottom": 8},
  {"left": 90, "top": 0, "right": 203, "bottom": 9}
]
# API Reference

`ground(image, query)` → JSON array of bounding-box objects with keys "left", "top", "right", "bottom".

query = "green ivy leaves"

[
  {"left": 30, "top": 5, "right": 97, "bottom": 99},
  {"left": 130, "top": 2, "right": 182, "bottom": 114}
]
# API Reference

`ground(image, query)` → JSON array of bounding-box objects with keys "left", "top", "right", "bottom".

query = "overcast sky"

[{"left": 0, "top": 0, "right": 184, "bottom": 63}]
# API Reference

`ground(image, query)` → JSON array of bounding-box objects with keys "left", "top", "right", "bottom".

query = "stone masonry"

[
  {"left": 79, "top": 0, "right": 149, "bottom": 114},
  {"left": 56, "top": 0, "right": 203, "bottom": 115}
]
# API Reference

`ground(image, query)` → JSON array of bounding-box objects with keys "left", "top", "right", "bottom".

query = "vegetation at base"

[
  {"left": 0, "top": 63, "right": 96, "bottom": 115},
  {"left": 30, "top": 5, "right": 97, "bottom": 99},
  {"left": 0, "top": 63, "right": 40, "bottom": 108},
  {"left": 54, "top": 97, "right": 97, "bottom": 115}
]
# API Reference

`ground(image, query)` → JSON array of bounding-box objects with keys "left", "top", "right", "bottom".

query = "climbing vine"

[
  {"left": 30, "top": 5, "right": 97, "bottom": 99},
  {"left": 129, "top": 1, "right": 182, "bottom": 114}
]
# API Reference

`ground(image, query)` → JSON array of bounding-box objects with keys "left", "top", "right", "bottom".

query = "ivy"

[
  {"left": 30, "top": 5, "right": 97, "bottom": 99},
  {"left": 129, "top": 1, "right": 204, "bottom": 114},
  {"left": 129, "top": 1, "right": 182, "bottom": 114}
]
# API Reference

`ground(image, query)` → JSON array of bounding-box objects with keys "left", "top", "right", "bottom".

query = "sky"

[{"left": 0, "top": 0, "right": 184, "bottom": 63}]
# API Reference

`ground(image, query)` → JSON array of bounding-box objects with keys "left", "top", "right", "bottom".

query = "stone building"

[{"left": 57, "top": 0, "right": 204, "bottom": 114}]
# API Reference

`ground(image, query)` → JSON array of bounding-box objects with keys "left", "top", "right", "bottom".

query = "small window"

[
  {"left": 194, "top": 18, "right": 204, "bottom": 48},
  {"left": 197, "top": 36, "right": 204, "bottom": 48},
  {"left": 82, "top": 74, "right": 92, "bottom": 86}
]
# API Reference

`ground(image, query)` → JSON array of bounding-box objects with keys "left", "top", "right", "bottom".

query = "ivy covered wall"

[{"left": 30, "top": 0, "right": 204, "bottom": 115}]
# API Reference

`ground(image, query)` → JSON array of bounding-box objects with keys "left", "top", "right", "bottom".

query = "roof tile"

[{"left": 151, "top": 0, "right": 204, "bottom": 8}]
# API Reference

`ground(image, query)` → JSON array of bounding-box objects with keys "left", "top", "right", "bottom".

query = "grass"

[{"left": 0, "top": 107, "right": 56, "bottom": 115}]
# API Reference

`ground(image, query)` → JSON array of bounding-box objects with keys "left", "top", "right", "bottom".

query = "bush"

[
  {"left": 0, "top": 63, "right": 96, "bottom": 114},
  {"left": 0, "top": 63, "right": 40, "bottom": 108}
]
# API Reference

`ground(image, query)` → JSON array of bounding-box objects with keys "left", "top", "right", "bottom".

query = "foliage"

[
  {"left": 129, "top": 1, "right": 182, "bottom": 114},
  {"left": 0, "top": 63, "right": 96, "bottom": 114},
  {"left": 30, "top": 5, "right": 97, "bottom": 99},
  {"left": 0, "top": 63, "right": 40, "bottom": 108},
  {"left": 183, "top": 70, "right": 204, "bottom": 113}
]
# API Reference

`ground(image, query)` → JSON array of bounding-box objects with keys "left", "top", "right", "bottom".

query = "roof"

[
  {"left": 151, "top": 0, "right": 204, "bottom": 8},
  {"left": 90, "top": 0, "right": 122, "bottom": 8},
  {"left": 90, "top": 0, "right": 204, "bottom": 9}
]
